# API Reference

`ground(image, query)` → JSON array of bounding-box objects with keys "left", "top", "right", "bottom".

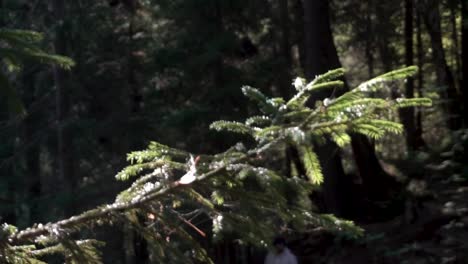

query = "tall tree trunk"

[
  {"left": 128, "top": 13, "right": 141, "bottom": 115},
  {"left": 302, "top": 0, "right": 400, "bottom": 217},
  {"left": 18, "top": 1, "right": 42, "bottom": 227},
  {"left": 418, "top": 0, "right": 461, "bottom": 129},
  {"left": 293, "top": 0, "right": 306, "bottom": 71},
  {"left": 401, "top": 0, "right": 418, "bottom": 150},
  {"left": 302, "top": 0, "right": 350, "bottom": 217},
  {"left": 0, "top": 0, "right": 16, "bottom": 225},
  {"left": 278, "top": 0, "right": 297, "bottom": 195},
  {"left": 375, "top": 2, "right": 395, "bottom": 73},
  {"left": 279, "top": 0, "right": 292, "bottom": 98},
  {"left": 375, "top": 0, "right": 423, "bottom": 151},
  {"left": 351, "top": 1, "right": 402, "bottom": 204},
  {"left": 415, "top": 10, "right": 426, "bottom": 147},
  {"left": 214, "top": 0, "right": 224, "bottom": 97},
  {"left": 449, "top": 0, "right": 461, "bottom": 81},
  {"left": 302, "top": 0, "right": 343, "bottom": 213},
  {"left": 22, "top": 72, "right": 41, "bottom": 225},
  {"left": 53, "top": 0, "right": 75, "bottom": 217},
  {"left": 462, "top": 0, "right": 468, "bottom": 127},
  {"left": 123, "top": 223, "right": 136, "bottom": 264},
  {"left": 126, "top": 15, "right": 145, "bottom": 263},
  {"left": 365, "top": 0, "right": 375, "bottom": 78}
]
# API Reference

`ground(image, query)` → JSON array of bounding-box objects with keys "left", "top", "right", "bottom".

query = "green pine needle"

[
  {"left": 241, "top": 86, "right": 277, "bottom": 114},
  {"left": 298, "top": 145, "right": 323, "bottom": 185},
  {"left": 395, "top": 98, "right": 432, "bottom": 108},
  {"left": 210, "top": 120, "right": 253, "bottom": 135},
  {"left": 310, "top": 68, "right": 346, "bottom": 85}
]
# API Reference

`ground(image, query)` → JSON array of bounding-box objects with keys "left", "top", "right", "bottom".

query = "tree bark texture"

[
  {"left": 302, "top": 0, "right": 351, "bottom": 217},
  {"left": 365, "top": 0, "right": 375, "bottom": 78},
  {"left": 418, "top": 0, "right": 462, "bottom": 129},
  {"left": 461, "top": 0, "right": 468, "bottom": 127},
  {"left": 53, "top": 0, "right": 75, "bottom": 217},
  {"left": 22, "top": 72, "right": 41, "bottom": 225},
  {"left": 416, "top": 11, "right": 426, "bottom": 148},
  {"left": 303, "top": 0, "right": 399, "bottom": 210},
  {"left": 279, "top": 0, "right": 293, "bottom": 98},
  {"left": 401, "top": 0, "right": 418, "bottom": 150}
]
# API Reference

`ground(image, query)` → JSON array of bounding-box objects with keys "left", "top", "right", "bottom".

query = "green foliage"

[
  {"left": 0, "top": 28, "right": 75, "bottom": 116},
  {"left": 241, "top": 86, "right": 278, "bottom": 114},
  {"left": 2, "top": 224, "right": 104, "bottom": 264},
  {"left": 0, "top": 29, "right": 74, "bottom": 70},
  {"left": 297, "top": 145, "right": 324, "bottom": 184},
  {"left": 210, "top": 121, "right": 254, "bottom": 135},
  {"left": 287, "top": 79, "right": 344, "bottom": 109},
  {"left": 395, "top": 98, "right": 433, "bottom": 108},
  {"left": 245, "top": 115, "right": 271, "bottom": 127},
  {"left": 311, "top": 68, "right": 346, "bottom": 85},
  {"left": 0, "top": 67, "right": 431, "bottom": 263}
]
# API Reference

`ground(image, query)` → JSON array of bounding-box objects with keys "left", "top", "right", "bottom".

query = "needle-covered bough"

[
  {"left": 0, "top": 66, "right": 431, "bottom": 263},
  {"left": 0, "top": 29, "right": 75, "bottom": 117}
]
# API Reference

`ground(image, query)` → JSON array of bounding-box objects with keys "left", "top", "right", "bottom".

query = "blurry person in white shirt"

[{"left": 264, "top": 236, "right": 298, "bottom": 264}]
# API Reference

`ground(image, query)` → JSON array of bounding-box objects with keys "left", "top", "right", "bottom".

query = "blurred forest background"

[{"left": 1, "top": 0, "right": 468, "bottom": 263}]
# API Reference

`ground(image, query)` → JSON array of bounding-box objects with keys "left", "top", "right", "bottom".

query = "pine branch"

[
  {"left": 2, "top": 66, "right": 432, "bottom": 262},
  {"left": 9, "top": 138, "right": 280, "bottom": 244},
  {"left": 0, "top": 27, "right": 75, "bottom": 118},
  {"left": 298, "top": 145, "right": 323, "bottom": 184}
]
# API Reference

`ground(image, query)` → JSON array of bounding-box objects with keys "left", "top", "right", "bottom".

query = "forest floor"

[{"left": 295, "top": 155, "right": 468, "bottom": 264}]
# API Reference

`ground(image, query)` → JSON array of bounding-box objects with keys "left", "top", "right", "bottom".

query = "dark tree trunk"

[
  {"left": 348, "top": 2, "right": 402, "bottom": 204},
  {"left": 375, "top": 1, "right": 395, "bottom": 73},
  {"left": 375, "top": 0, "right": 424, "bottom": 151},
  {"left": 302, "top": 0, "right": 397, "bottom": 217},
  {"left": 22, "top": 73, "right": 41, "bottom": 225},
  {"left": 418, "top": 0, "right": 462, "bottom": 130},
  {"left": 123, "top": 223, "right": 136, "bottom": 264},
  {"left": 449, "top": 0, "right": 461, "bottom": 81},
  {"left": 53, "top": 0, "right": 75, "bottom": 217},
  {"left": 462, "top": 0, "right": 468, "bottom": 127},
  {"left": 415, "top": 11, "right": 426, "bottom": 148},
  {"left": 375, "top": 1, "right": 402, "bottom": 123},
  {"left": 365, "top": 0, "right": 375, "bottom": 78},
  {"left": 401, "top": 0, "right": 418, "bottom": 150},
  {"left": 293, "top": 0, "right": 306, "bottom": 71},
  {"left": 279, "top": 0, "right": 293, "bottom": 98},
  {"left": 128, "top": 14, "right": 142, "bottom": 114},
  {"left": 214, "top": 0, "right": 225, "bottom": 102},
  {"left": 0, "top": 0, "right": 15, "bottom": 226},
  {"left": 302, "top": 0, "right": 351, "bottom": 217},
  {"left": 301, "top": 0, "right": 400, "bottom": 217},
  {"left": 126, "top": 10, "right": 146, "bottom": 264}
]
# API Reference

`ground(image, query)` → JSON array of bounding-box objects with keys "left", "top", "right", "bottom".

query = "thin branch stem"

[{"left": 10, "top": 139, "right": 280, "bottom": 244}]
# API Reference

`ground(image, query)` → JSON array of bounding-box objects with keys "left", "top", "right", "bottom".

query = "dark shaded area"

[{"left": 1, "top": 0, "right": 467, "bottom": 263}]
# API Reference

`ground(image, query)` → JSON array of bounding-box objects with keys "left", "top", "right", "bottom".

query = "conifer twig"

[{"left": 10, "top": 138, "right": 281, "bottom": 244}]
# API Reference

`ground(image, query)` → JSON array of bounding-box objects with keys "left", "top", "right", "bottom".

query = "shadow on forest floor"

[{"left": 292, "top": 152, "right": 468, "bottom": 264}]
